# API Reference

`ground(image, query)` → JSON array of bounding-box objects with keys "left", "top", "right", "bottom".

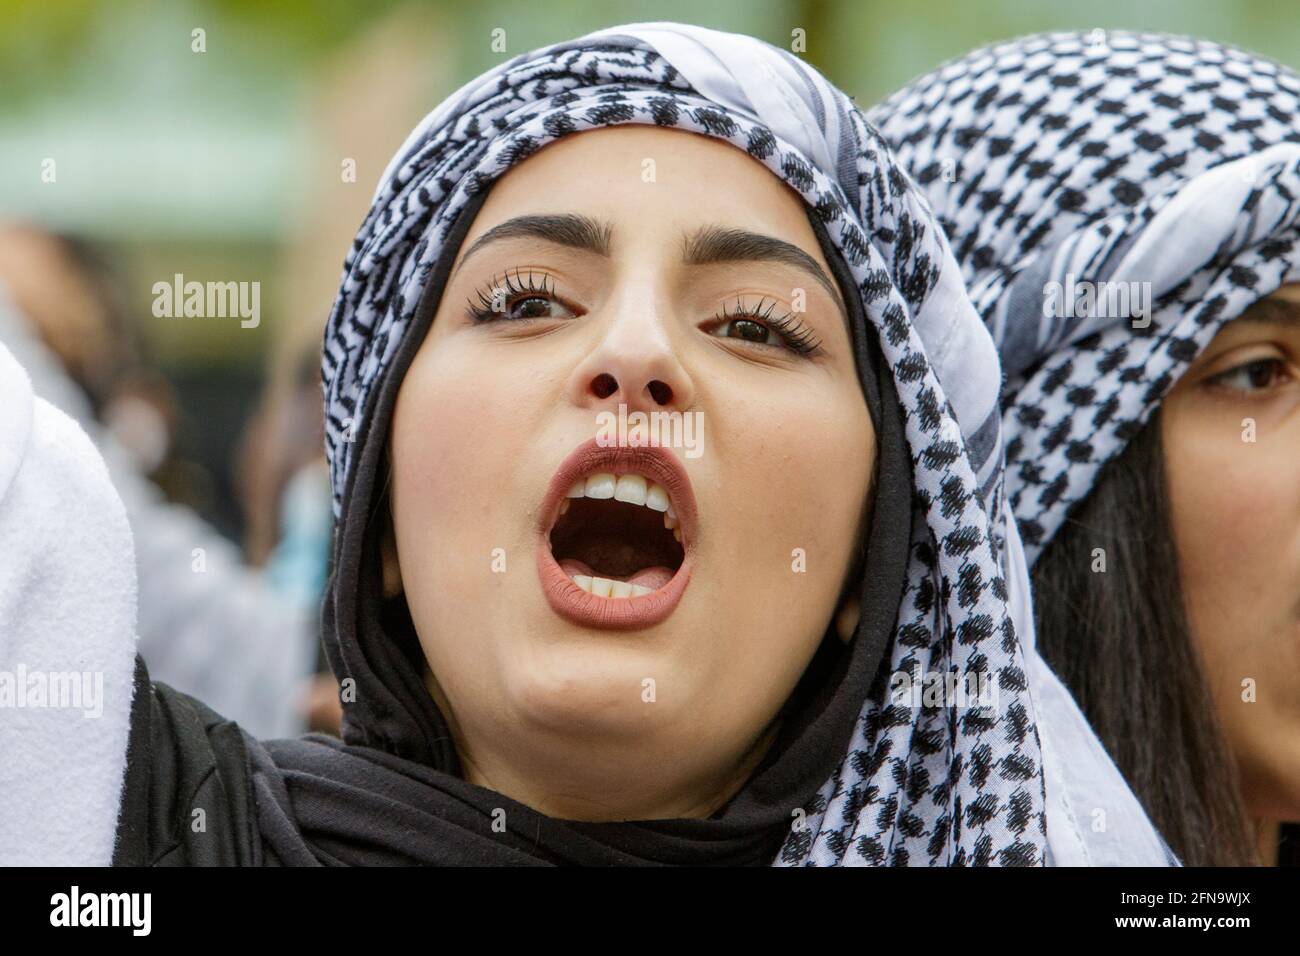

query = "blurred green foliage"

[
  {"left": 1, "top": 0, "right": 1294, "bottom": 367},
  {"left": 2, "top": 0, "right": 1295, "bottom": 106}
]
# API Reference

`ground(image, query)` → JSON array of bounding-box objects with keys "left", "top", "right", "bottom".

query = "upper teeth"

[
  {"left": 572, "top": 575, "right": 654, "bottom": 598},
  {"left": 563, "top": 472, "right": 681, "bottom": 540}
]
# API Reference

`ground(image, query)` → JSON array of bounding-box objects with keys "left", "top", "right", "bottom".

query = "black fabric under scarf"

[{"left": 240, "top": 194, "right": 914, "bottom": 866}]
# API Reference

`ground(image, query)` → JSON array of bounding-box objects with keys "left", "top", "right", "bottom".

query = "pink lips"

[{"left": 536, "top": 437, "right": 698, "bottom": 631}]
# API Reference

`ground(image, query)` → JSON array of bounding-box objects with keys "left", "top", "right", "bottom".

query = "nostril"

[
  {"left": 648, "top": 380, "right": 672, "bottom": 405},
  {"left": 591, "top": 373, "right": 618, "bottom": 399}
]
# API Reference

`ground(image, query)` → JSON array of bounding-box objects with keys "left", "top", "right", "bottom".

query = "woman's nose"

[{"left": 566, "top": 311, "right": 696, "bottom": 417}]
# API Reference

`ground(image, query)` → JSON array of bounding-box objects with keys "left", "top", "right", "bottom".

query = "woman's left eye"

[
  {"left": 714, "top": 317, "right": 781, "bottom": 346},
  {"left": 705, "top": 297, "right": 822, "bottom": 356},
  {"left": 1205, "top": 357, "right": 1291, "bottom": 393}
]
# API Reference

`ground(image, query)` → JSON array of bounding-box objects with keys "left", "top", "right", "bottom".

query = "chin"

[{"left": 501, "top": 637, "right": 693, "bottom": 737}]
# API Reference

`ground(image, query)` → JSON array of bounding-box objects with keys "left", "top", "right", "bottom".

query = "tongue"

[{"left": 558, "top": 558, "right": 675, "bottom": 592}]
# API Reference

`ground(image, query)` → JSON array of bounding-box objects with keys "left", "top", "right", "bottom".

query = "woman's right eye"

[
  {"left": 464, "top": 269, "right": 577, "bottom": 323},
  {"left": 470, "top": 293, "right": 574, "bottom": 322}
]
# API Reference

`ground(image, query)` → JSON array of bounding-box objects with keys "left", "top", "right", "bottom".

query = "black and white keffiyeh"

[
  {"left": 869, "top": 30, "right": 1300, "bottom": 564},
  {"left": 314, "top": 21, "right": 1169, "bottom": 866}
]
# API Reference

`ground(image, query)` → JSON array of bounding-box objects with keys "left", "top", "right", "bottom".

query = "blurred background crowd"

[{"left": 2, "top": 0, "right": 1295, "bottom": 739}]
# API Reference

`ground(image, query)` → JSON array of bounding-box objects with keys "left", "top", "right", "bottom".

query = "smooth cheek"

[
  {"left": 390, "top": 341, "right": 542, "bottom": 676},
  {"left": 1164, "top": 401, "right": 1300, "bottom": 816},
  {"left": 703, "top": 372, "right": 873, "bottom": 702}
]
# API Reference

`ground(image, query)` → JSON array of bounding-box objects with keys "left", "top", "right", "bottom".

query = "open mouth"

[
  {"left": 535, "top": 438, "right": 697, "bottom": 630},
  {"left": 552, "top": 473, "right": 685, "bottom": 597}
]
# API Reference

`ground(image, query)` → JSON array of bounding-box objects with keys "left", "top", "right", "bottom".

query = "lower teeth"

[{"left": 572, "top": 575, "right": 654, "bottom": 598}]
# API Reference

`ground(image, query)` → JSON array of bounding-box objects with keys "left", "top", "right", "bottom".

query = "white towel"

[{"left": 0, "top": 339, "right": 137, "bottom": 865}]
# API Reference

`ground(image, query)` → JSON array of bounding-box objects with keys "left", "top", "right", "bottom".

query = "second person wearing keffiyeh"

[{"left": 871, "top": 30, "right": 1300, "bottom": 865}]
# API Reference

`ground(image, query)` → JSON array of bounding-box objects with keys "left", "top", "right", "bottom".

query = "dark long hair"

[{"left": 1031, "top": 409, "right": 1259, "bottom": 866}]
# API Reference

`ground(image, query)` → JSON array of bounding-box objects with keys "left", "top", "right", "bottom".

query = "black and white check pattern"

[
  {"left": 321, "top": 22, "right": 1048, "bottom": 865},
  {"left": 869, "top": 31, "right": 1300, "bottom": 563}
]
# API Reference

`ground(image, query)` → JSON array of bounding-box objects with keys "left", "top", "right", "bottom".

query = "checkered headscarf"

[
  {"left": 322, "top": 21, "right": 1050, "bottom": 864},
  {"left": 869, "top": 30, "right": 1300, "bottom": 563}
]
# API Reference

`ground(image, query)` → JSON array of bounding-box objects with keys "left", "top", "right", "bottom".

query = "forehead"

[{"left": 456, "top": 124, "right": 830, "bottom": 270}]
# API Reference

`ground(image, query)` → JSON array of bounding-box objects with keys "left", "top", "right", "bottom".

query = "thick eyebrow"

[
  {"left": 451, "top": 213, "right": 845, "bottom": 312},
  {"left": 681, "top": 224, "right": 845, "bottom": 312},
  {"left": 453, "top": 214, "right": 613, "bottom": 278},
  {"left": 1233, "top": 293, "right": 1300, "bottom": 327}
]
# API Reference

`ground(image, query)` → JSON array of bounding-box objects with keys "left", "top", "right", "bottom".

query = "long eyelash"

[
  {"left": 1207, "top": 357, "right": 1288, "bottom": 389},
  {"left": 719, "top": 296, "right": 822, "bottom": 355},
  {"left": 465, "top": 267, "right": 558, "bottom": 322},
  {"left": 462, "top": 277, "right": 821, "bottom": 355}
]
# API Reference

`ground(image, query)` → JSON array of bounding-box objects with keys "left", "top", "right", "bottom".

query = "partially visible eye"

[
  {"left": 704, "top": 296, "right": 822, "bottom": 356},
  {"left": 465, "top": 269, "right": 577, "bottom": 323},
  {"left": 1205, "top": 357, "right": 1291, "bottom": 393}
]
